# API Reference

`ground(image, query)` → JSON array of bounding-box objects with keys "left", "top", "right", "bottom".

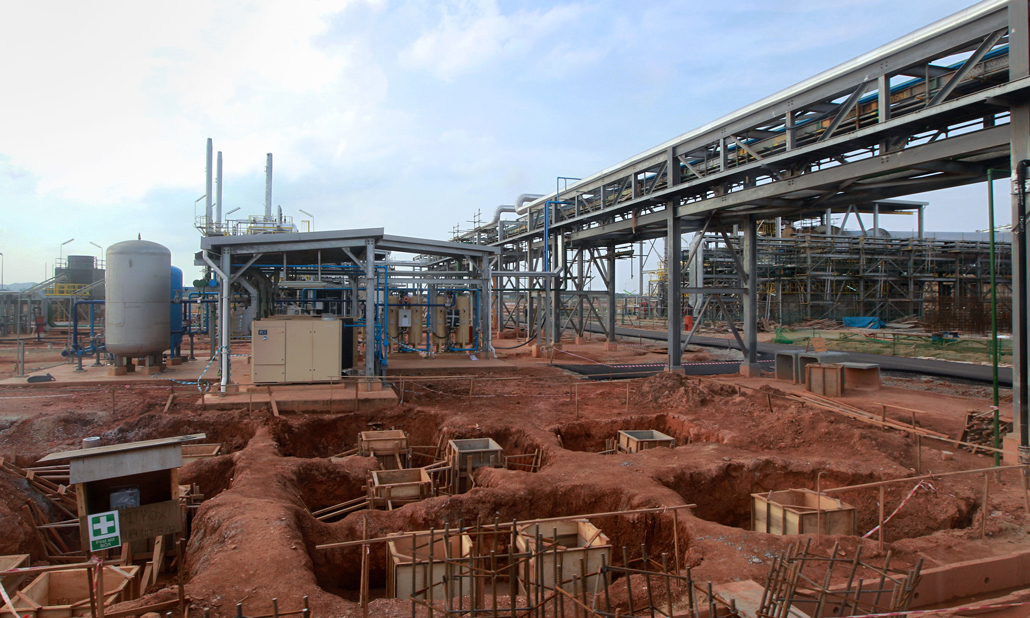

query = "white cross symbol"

[{"left": 92, "top": 515, "right": 115, "bottom": 536}]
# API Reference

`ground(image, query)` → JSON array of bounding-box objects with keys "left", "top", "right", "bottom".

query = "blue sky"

[{"left": 0, "top": 0, "right": 1003, "bottom": 285}]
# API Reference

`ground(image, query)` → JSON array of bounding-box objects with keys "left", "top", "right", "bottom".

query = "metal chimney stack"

[
  {"left": 216, "top": 151, "right": 223, "bottom": 228},
  {"left": 205, "top": 138, "right": 213, "bottom": 234},
  {"left": 264, "top": 153, "right": 273, "bottom": 221}
]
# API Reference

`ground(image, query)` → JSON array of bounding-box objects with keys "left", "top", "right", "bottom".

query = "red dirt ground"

[{"left": 1, "top": 340, "right": 1027, "bottom": 618}]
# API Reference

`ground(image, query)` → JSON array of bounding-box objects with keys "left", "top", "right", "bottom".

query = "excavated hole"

[
  {"left": 270, "top": 410, "right": 445, "bottom": 459},
  {"left": 308, "top": 483, "right": 677, "bottom": 601},
  {"left": 293, "top": 458, "right": 369, "bottom": 513},
  {"left": 551, "top": 413, "right": 725, "bottom": 454},
  {"left": 99, "top": 411, "right": 259, "bottom": 455},
  {"left": 658, "top": 458, "right": 979, "bottom": 542},
  {"left": 180, "top": 455, "right": 236, "bottom": 500}
]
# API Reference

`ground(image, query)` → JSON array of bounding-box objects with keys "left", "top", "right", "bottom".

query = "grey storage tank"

[{"left": 105, "top": 240, "right": 171, "bottom": 358}]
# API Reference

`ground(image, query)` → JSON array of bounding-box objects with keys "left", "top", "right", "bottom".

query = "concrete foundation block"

[
  {"left": 169, "top": 357, "right": 183, "bottom": 366},
  {"left": 142, "top": 365, "right": 164, "bottom": 375},
  {"left": 108, "top": 366, "right": 128, "bottom": 376},
  {"left": 665, "top": 366, "right": 686, "bottom": 375},
  {"left": 530, "top": 345, "right": 542, "bottom": 358},
  {"left": 739, "top": 363, "right": 764, "bottom": 378},
  {"left": 604, "top": 343, "right": 618, "bottom": 352},
  {"left": 575, "top": 336, "right": 585, "bottom": 345}
]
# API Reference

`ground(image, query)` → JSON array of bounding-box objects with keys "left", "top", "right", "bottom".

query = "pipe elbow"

[{"left": 514, "top": 193, "right": 545, "bottom": 215}]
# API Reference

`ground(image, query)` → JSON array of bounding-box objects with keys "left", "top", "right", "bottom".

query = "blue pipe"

[{"left": 70, "top": 300, "right": 105, "bottom": 352}]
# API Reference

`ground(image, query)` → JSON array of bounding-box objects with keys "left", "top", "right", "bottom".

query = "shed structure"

[{"left": 37, "top": 434, "right": 206, "bottom": 550}]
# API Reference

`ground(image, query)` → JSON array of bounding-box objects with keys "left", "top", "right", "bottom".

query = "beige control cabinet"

[{"left": 252, "top": 316, "right": 342, "bottom": 384}]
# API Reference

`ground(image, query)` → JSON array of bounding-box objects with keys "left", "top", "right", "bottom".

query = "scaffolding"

[{"left": 685, "top": 231, "right": 1012, "bottom": 331}]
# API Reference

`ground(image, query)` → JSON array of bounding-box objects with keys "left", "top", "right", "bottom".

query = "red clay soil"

[{"left": 1, "top": 361, "right": 1028, "bottom": 618}]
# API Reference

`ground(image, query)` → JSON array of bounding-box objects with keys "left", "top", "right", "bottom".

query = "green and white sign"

[{"left": 87, "top": 510, "right": 121, "bottom": 551}]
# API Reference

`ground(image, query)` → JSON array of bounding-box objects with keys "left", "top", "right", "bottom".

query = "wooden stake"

[
  {"left": 982, "top": 472, "right": 990, "bottom": 539},
  {"left": 626, "top": 382, "right": 630, "bottom": 411},
  {"left": 96, "top": 561, "right": 106, "bottom": 618},
  {"left": 111, "top": 388, "right": 116, "bottom": 414},
  {"left": 355, "top": 379, "right": 360, "bottom": 411},
  {"left": 329, "top": 379, "right": 334, "bottom": 412},
  {"left": 163, "top": 393, "right": 175, "bottom": 414},
  {"left": 469, "top": 378, "right": 474, "bottom": 405},
  {"left": 881, "top": 404, "right": 886, "bottom": 424},
  {"left": 672, "top": 509, "right": 681, "bottom": 574},
  {"left": 84, "top": 566, "right": 98, "bottom": 618},
  {"left": 916, "top": 434, "right": 922, "bottom": 474},
  {"left": 361, "top": 518, "right": 369, "bottom": 618},
  {"left": 575, "top": 384, "right": 579, "bottom": 418},
  {"left": 175, "top": 537, "right": 187, "bottom": 618},
  {"left": 878, "top": 486, "right": 885, "bottom": 551},
  {"left": 766, "top": 393, "right": 774, "bottom": 413}
]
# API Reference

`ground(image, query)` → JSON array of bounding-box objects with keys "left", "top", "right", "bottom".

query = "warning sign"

[{"left": 87, "top": 510, "right": 121, "bottom": 551}]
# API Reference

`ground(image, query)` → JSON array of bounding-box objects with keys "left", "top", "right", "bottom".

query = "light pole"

[
  {"left": 59, "top": 238, "right": 74, "bottom": 266},
  {"left": 299, "top": 209, "right": 314, "bottom": 232},
  {"left": 89, "top": 242, "right": 103, "bottom": 266}
]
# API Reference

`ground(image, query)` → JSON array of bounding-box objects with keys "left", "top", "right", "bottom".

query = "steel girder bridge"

[{"left": 454, "top": 0, "right": 1030, "bottom": 445}]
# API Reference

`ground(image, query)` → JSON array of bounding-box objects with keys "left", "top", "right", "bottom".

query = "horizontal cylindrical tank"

[
  {"left": 170, "top": 266, "right": 183, "bottom": 352},
  {"left": 105, "top": 240, "right": 171, "bottom": 356}
]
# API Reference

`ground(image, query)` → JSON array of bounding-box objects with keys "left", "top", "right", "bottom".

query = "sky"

[{"left": 0, "top": 0, "right": 1009, "bottom": 288}]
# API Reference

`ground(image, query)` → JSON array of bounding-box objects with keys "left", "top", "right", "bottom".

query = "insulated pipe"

[
  {"left": 491, "top": 205, "right": 515, "bottom": 239},
  {"left": 514, "top": 193, "right": 545, "bottom": 215},
  {"left": 264, "top": 153, "right": 273, "bottom": 220}
]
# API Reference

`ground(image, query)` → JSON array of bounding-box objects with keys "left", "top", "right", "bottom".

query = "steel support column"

[
  {"left": 668, "top": 209, "right": 682, "bottom": 370},
  {"left": 606, "top": 242, "right": 617, "bottom": 343},
  {"left": 364, "top": 238, "right": 376, "bottom": 382},
  {"left": 219, "top": 247, "right": 231, "bottom": 391},
  {"left": 741, "top": 217, "right": 759, "bottom": 373},
  {"left": 481, "top": 255, "right": 492, "bottom": 355},
  {"left": 1010, "top": 0, "right": 1030, "bottom": 453}
]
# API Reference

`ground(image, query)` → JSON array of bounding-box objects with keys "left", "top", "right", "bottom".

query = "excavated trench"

[
  {"left": 0, "top": 371, "right": 1002, "bottom": 617},
  {"left": 305, "top": 478, "right": 680, "bottom": 600},
  {"left": 655, "top": 457, "right": 980, "bottom": 541},
  {"left": 550, "top": 413, "right": 726, "bottom": 453}
]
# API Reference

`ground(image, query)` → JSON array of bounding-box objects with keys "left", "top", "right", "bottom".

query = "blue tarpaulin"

[{"left": 843, "top": 316, "right": 885, "bottom": 329}]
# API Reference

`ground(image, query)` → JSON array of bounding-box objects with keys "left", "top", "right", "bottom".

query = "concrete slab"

[
  {"left": 202, "top": 384, "right": 397, "bottom": 412},
  {"left": 0, "top": 354, "right": 244, "bottom": 388},
  {"left": 713, "top": 580, "right": 811, "bottom": 618},
  {"left": 386, "top": 355, "right": 514, "bottom": 375}
]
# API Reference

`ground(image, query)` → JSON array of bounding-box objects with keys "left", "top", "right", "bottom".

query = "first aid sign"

[{"left": 87, "top": 510, "right": 121, "bottom": 551}]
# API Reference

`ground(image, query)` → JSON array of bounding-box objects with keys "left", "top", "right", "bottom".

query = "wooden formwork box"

[
  {"left": 358, "top": 430, "right": 410, "bottom": 470},
  {"left": 806, "top": 363, "right": 845, "bottom": 398},
  {"left": 0, "top": 565, "right": 140, "bottom": 618},
  {"left": 514, "top": 519, "right": 611, "bottom": 595},
  {"left": 617, "top": 430, "right": 676, "bottom": 454},
  {"left": 368, "top": 468, "right": 433, "bottom": 510},
  {"left": 751, "top": 489, "right": 856, "bottom": 536},
  {"left": 180, "top": 443, "right": 222, "bottom": 466},
  {"left": 386, "top": 532, "right": 473, "bottom": 599},
  {"left": 446, "top": 438, "right": 503, "bottom": 494},
  {"left": 0, "top": 554, "right": 30, "bottom": 595}
]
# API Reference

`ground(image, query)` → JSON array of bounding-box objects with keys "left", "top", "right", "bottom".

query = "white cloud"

[
  {"left": 0, "top": 0, "right": 397, "bottom": 203},
  {"left": 399, "top": 0, "right": 589, "bottom": 80}
]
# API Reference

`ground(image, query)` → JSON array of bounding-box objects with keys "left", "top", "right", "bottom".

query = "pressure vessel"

[{"left": 105, "top": 240, "right": 171, "bottom": 355}]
